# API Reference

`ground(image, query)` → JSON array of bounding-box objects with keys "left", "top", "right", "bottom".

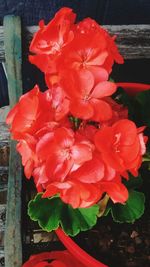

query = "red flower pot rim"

[
  {"left": 116, "top": 82, "right": 150, "bottom": 95},
  {"left": 55, "top": 82, "right": 150, "bottom": 267}
]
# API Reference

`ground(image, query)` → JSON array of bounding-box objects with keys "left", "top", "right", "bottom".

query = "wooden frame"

[
  {"left": 0, "top": 16, "right": 150, "bottom": 267},
  {"left": 0, "top": 24, "right": 150, "bottom": 61}
]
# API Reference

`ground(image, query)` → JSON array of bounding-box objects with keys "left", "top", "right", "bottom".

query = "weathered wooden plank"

[
  {"left": 0, "top": 107, "right": 10, "bottom": 149},
  {"left": 0, "top": 172, "right": 8, "bottom": 191},
  {"left": 0, "top": 125, "right": 9, "bottom": 146},
  {"left": 0, "top": 205, "right": 6, "bottom": 232},
  {"left": 3, "top": 16, "right": 22, "bottom": 267},
  {"left": 0, "top": 250, "right": 5, "bottom": 267},
  {"left": 0, "top": 24, "right": 150, "bottom": 62},
  {"left": 0, "top": 167, "right": 8, "bottom": 175},
  {"left": 4, "top": 17, "right": 22, "bottom": 107},
  {"left": 0, "top": 205, "right": 5, "bottom": 266},
  {"left": 0, "top": 107, "right": 10, "bottom": 123},
  {"left": 25, "top": 25, "right": 150, "bottom": 60},
  {"left": 0, "top": 146, "right": 9, "bottom": 166},
  {"left": 0, "top": 26, "right": 4, "bottom": 62},
  {"left": 16, "top": 24, "right": 150, "bottom": 60}
]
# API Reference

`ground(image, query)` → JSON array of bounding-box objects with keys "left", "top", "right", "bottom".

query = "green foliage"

[
  {"left": 28, "top": 193, "right": 99, "bottom": 236},
  {"left": 114, "top": 88, "right": 150, "bottom": 127},
  {"left": 136, "top": 90, "right": 150, "bottom": 127},
  {"left": 104, "top": 190, "right": 145, "bottom": 223}
]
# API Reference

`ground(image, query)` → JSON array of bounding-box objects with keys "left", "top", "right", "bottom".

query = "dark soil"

[{"left": 74, "top": 212, "right": 150, "bottom": 267}]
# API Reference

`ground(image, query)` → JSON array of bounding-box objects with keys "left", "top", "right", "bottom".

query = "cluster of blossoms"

[{"left": 7, "top": 7, "right": 147, "bottom": 209}]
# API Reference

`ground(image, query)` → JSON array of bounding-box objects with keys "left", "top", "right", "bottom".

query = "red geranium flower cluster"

[
  {"left": 22, "top": 250, "right": 86, "bottom": 267},
  {"left": 6, "top": 7, "right": 147, "bottom": 209}
]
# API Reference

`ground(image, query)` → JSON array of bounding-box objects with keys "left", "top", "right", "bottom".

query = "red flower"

[
  {"left": 22, "top": 250, "right": 86, "bottom": 267},
  {"left": 6, "top": 85, "right": 70, "bottom": 140},
  {"left": 48, "top": 85, "right": 70, "bottom": 121},
  {"left": 58, "top": 18, "right": 108, "bottom": 84},
  {"left": 36, "top": 127, "right": 93, "bottom": 182},
  {"left": 29, "top": 7, "right": 76, "bottom": 55},
  {"left": 6, "top": 8, "right": 148, "bottom": 229},
  {"left": 59, "top": 17, "right": 123, "bottom": 77},
  {"left": 95, "top": 119, "right": 147, "bottom": 176},
  {"left": 6, "top": 86, "right": 52, "bottom": 139},
  {"left": 100, "top": 175, "right": 128, "bottom": 204},
  {"left": 43, "top": 180, "right": 102, "bottom": 208},
  {"left": 16, "top": 134, "right": 37, "bottom": 179},
  {"left": 43, "top": 152, "right": 129, "bottom": 208},
  {"left": 29, "top": 9, "right": 123, "bottom": 87},
  {"left": 61, "top": 69, "right": 116, "bottom": 121},
  {"left": 6, "top": 85, "right": 41, "bottom": 139},
  {"left": 43, "top": 175, "right": 128, "bottom": 208},
  {"left": 102, "top": 35, "right": 124, "bottom": 73},
  {"left": 29, "top": 7, "right": 76, "bottom": 86}
]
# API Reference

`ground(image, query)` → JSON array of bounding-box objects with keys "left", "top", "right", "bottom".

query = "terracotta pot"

[{"left": 55, "top": 83, "right": 150, "bottom": 267}]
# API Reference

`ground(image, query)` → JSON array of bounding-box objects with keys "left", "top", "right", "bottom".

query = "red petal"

[
  {"left": 54, "top": 127, "right": 74, "bottom": 148},
  {"left": 89, "top": 66, "right": 108, "bottom": 84},
  {"left": 102, "top": 181, "right": 128, "bottom": 203},
  {"left": 36, "top": 132, "right": 54, "bottom": 160},
  {"left": 61, "top": 185, "right": 81, "bottom": 208},
  {"left": 61, "top": 181, "right": 101, "bottom": 208},
  {"left": 33, "top": 165, "right": 49, "bottom": 185},
  {"left": 87, "top": 51, "right": 108, "bottom": 66},
  {"left": 46, "top": 155, "right": 74, "bottom": 181},
  {"left": 24, "top": 160, "right": 34, "bottom": 179},
  {"left": 70, "top": 100, "right": 94, "bottom": 120},
  {"left": 61, "top": 69, "right": 94, "bottom": 99},
  {"left": 71, "top": 156, "right": 104, "bottom": 183},
  {"left": 95, "top": 126, "right": 113, "bottom": 152},
  {"left": 71, "top": 143, "right": 92, "bottom": 165},
  {"left": 103, "top": 151, "right": 124, "bottom": 172},
  {"left": 138, "top": 133, "right": 147, "bottom": 155},
  {"left": 6, "top": 104, "right": 18, "bottom": 125},
  {"left": 77, "top": 183, "right": 102, "bottom": 208},
  {"left": 113, "top": 119, "right": 137, "bottom": 146},
  {"left": 29, "top": 54, "right": 56, "bottom": 73},
  {"left": 91, "top": 81, "right": 116, "bottom": 99},
  {"left": 19, "top": 95, "right": 39, "bottom": 121},
  {"left": 76, "top": 69, "right": 94, "bottom": 97},
  {"left": 120, "top": 136, "right": 140, "bottom": 163},
  {"left": 43, "top": 185, "right": 61, "bottom": 198},
  {"left": 90, "top": 99, "right": 112, "bottom": 121}
]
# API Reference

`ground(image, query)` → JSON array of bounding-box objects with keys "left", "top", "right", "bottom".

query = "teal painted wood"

[
  {"left": 3, "top": 16, "right": 22, "bottom": 267},
  {"left": 4, "top": 15, "right": 22, "bottom": 107}
]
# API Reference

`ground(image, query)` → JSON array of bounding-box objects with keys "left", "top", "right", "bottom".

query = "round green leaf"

[
  {"left": 28, "top": 193, "right": 99, "bottom": 236},
  {"left": 110, "top": 190, "right": 145, "bottom": 223}
]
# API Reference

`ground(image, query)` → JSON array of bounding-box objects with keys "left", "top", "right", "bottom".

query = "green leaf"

[
  {"left": 28, "top": 193, "right": 99, "bottom": 236},
  {"left": 135, "top": 90, "right": 150, "bottom": 127},
  {"left": 114, "top": 88, "right": 150, "bottom": 127},
  {"left": 104, "top": 190, "right": 145, "bottom": 223}
]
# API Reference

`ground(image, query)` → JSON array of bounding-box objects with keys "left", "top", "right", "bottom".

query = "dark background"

[
  {"left": 0, "top": 0, "right": 150, "bottom": 25},
  {"left": 0, "top": 0, "right": 150, "bottom": 106}
]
